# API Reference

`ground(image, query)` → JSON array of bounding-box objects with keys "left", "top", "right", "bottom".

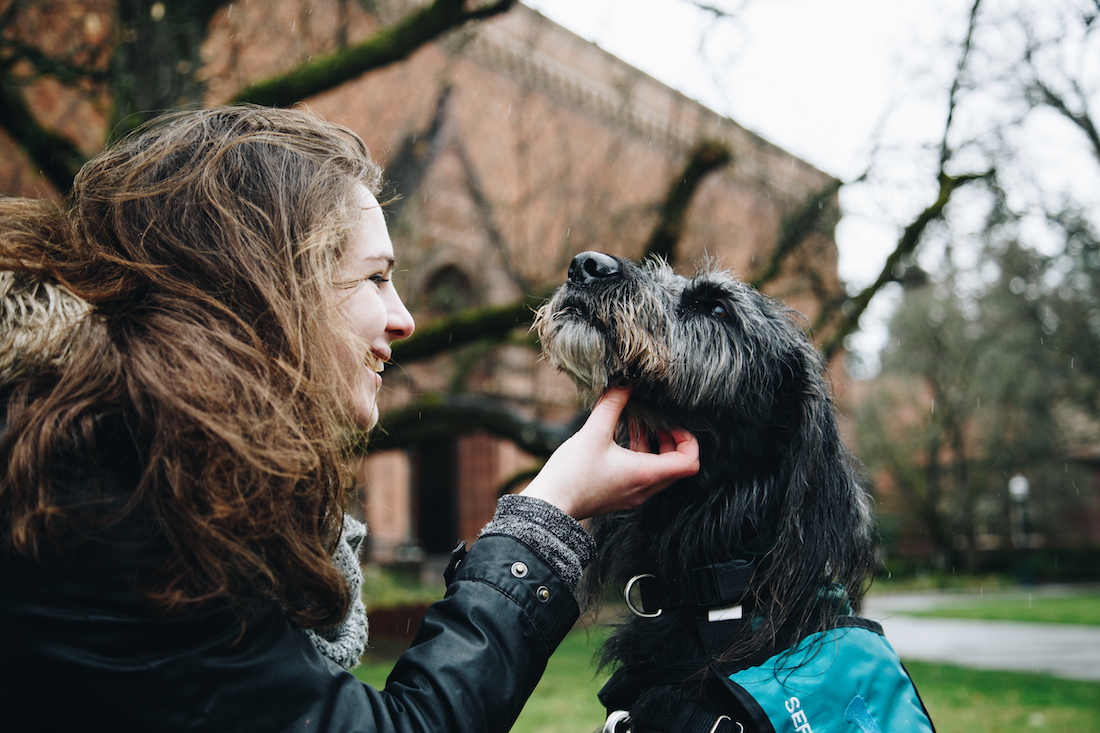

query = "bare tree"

[{"left": 855, "top": 0, "right": 1100, "bottom": 570}]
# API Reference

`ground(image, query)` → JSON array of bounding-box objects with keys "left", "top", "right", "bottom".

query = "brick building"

[{"left": 1, "top": 0, "right": 845, "bottom": 565}]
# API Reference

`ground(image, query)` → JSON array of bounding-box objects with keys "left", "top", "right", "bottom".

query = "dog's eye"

[{"left": 711, "top": 304, "right": 727, "bottom": 318}]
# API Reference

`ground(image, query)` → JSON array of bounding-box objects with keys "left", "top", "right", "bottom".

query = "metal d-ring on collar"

[
  {"left": 623, "top": 559, "right": 757, "bottom": 619},
  {"left": 603, "top": 705, "right": 739, "bottom": 733},
  {"left": 603, "top": 709, "right": 632, "bottom": 733},
  {"left": 712, "top": 715, "right": 740, "bottom": 733},
  {"left": 624, "top": 574, "right": 662, "bottom": 618}
]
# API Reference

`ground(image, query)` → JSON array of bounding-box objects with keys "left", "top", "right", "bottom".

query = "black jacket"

[
  {"left": 1, "top": 516, "right": 579, "bottom": 732},
  {"left": 0, "top": 435, "right": 582, "bottom": 732}
]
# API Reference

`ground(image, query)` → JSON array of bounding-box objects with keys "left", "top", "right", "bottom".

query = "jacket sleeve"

[
  {"left": 309, "top": 495, "right": 594, "bottom": 732},
  {"left": 357, "top": 534, "right": 583, "bottom": 732},
  {"left": 223, "top": 533, "right": 584, "bottom": 732}
]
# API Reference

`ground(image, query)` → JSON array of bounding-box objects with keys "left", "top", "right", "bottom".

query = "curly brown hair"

[{"left": 0, "top": 106, "right": 383, "bottom": 629}]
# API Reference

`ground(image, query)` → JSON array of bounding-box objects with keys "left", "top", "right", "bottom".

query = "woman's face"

[{"left": 335, "top": 186, "right": 415, "bottom": 428}]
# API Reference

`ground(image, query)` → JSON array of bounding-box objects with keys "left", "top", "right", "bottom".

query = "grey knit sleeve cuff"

[{"left": 478, "top": 494, "right": 596, "bottom": 589}]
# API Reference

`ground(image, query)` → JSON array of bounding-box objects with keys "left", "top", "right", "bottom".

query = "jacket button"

[
  {"left": 510, "top": 562, "right": 529, "bottom": 578},
  {"left": 536, "top": 586, "right": 550, "bottom": 603}
]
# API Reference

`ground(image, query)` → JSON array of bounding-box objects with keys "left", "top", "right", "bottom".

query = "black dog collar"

[{"left": 625, "top": 558, "right": 756, "bottom": 618}]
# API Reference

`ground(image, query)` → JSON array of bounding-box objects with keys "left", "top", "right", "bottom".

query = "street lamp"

[{"left": 1008, "top": 474, "right": 1033, "bottom": 587}]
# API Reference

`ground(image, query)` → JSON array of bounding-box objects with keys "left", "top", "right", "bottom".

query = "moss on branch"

[
  {"left": 365, "top": 394, "right": 576, "bottom": 457},
  {"left": 750, "top": 178, "right": 843, "bottom": 290},
  {"left": 390, "top": 293, "right": 545, "bottom": 364},
  {"left": 643, "top": 140, "right": 731, "bottom": 264},
  {"left": 232, "top": 0, "right": 516, "bottom": 108}
]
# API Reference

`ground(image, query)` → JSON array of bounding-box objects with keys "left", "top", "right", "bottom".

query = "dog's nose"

[{"left": 569, "top": 251, "right": 621, "bottom": 285}]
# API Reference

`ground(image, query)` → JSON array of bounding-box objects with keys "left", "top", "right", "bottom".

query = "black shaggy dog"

[{"left": 536, "top": 252, "right": 933, "bottom": 733}]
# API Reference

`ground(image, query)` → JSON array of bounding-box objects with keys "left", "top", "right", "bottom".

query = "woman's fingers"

[
  {"left": 631, "top": 430, "right": 699, "bottom": 486},
  {"left": 519, "top": 387, "right": 699, "bottom": 519},
  {"left": 586, "top": 386, "right": 631, "bottom": 439}
]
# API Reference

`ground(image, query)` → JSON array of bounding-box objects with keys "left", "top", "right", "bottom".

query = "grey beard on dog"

[{"left": 536, "top": 252, "right": 877, "bottom": 692}]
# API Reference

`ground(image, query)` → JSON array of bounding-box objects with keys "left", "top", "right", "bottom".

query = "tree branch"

[
  {"left": 1031, "top": 76, "right": 1100, "bottom": 166},
  {"left": 390, "top": 293, "right": 546, "bottom": 363},
  {"left": 642, "top": 140, "right": 731, "bottom": 264},
  {"left": 816, "top": 170, "right": 993, "bottom": 360},
  {"left": 0, "top": 37, "right": 110, "bottom": 85},
  {"left": 230, "top": 0, "right": 516, "bottom": 108},
  {"left": 749, "top": 177, "right": 844, "bottom": 290},
  {"left": 680, "top": 0, "right": 751, "bottom": 19},
  {"left": 365, "top": 394, "right": 576, "bottom": 456},
  {"left": 0, "top": 74, "right": 88, "bottom": 194},
  {"left": 941, "top": 0, "right": 983, "bottom": 168}
]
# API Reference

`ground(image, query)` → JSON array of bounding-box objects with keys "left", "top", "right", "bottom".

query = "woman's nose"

[{"left": 387, "top": 293, "right": 415, "bottom": 341}]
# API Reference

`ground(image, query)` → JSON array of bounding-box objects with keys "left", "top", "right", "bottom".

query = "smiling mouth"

[{"left": 364, "top": 353, "right": 386, "bottom": 373}]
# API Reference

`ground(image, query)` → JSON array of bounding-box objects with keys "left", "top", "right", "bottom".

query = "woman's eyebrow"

[{"left": 358, "top": 255, "right": 395, "bottom": 273}]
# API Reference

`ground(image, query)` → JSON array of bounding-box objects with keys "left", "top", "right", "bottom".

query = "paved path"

[{"left": 861, "top": 588, "right": 1100, "bottom": 681}]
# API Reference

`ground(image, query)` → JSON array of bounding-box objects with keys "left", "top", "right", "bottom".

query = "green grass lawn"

[
  {"left": 905, "top": 661, "right": 1100, "bottom": 733},
  {"left": 361, "top": 564, "right": 445, "bottom": 610},
  {"left": 897, "top": 591, "right": 1100, "bottom": 626},
  {"left": 355, "top": 625, "right": 1100, "bottom": 733}
]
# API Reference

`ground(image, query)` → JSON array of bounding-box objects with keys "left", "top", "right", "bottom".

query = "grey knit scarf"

[{"left": 303, "top": 514, "right": 370, "bottom": 670}]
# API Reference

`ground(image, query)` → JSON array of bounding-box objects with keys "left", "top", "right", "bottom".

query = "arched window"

[{"left": 422, "top": 264, "right": 476, "bottom": 315}]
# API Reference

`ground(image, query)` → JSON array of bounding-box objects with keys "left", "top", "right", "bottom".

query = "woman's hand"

[{"left": 520, "top": 387, "right": 699, "bottom": 519}]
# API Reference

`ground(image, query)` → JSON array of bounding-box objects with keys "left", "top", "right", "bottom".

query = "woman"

[{"left": 0, "top": 106, "right": 698, "bottom": 731}]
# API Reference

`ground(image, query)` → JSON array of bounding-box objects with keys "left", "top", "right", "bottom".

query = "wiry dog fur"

[{"left": 536, "top": 252, "right": 877, "bottom": 719}]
